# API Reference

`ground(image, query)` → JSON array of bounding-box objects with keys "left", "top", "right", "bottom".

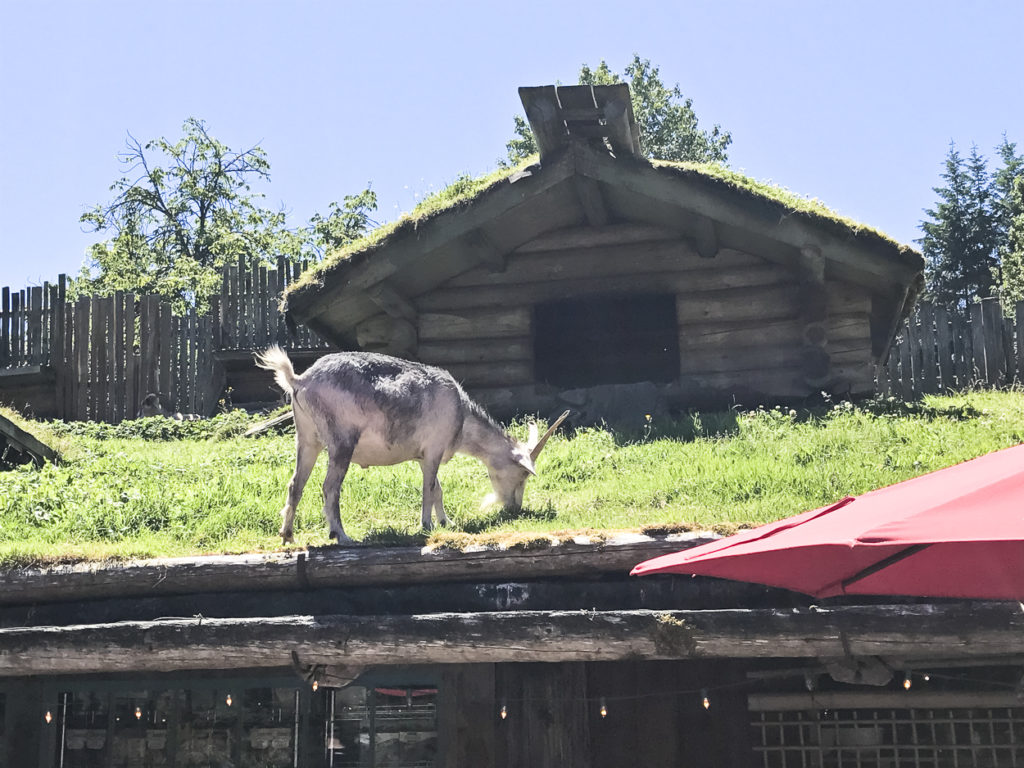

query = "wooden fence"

[
  {"left": 877, "top": 298, "right": 1024, "bottom": 399},
  {"left": 0, "top": 257, "right": 329, "bottom": 422}
]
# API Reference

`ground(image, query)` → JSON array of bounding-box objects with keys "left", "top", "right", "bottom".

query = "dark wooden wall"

[{"left": 441, "top": 660, "right": 755, "bottom": 768}]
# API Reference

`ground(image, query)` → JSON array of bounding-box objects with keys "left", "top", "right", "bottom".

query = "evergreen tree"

[
  {"left": 919, "top": 143, "right": 1001, "bottom": 307},
  {"left": 1001, "top": 175, "right": 1024, "bottom": 306}
]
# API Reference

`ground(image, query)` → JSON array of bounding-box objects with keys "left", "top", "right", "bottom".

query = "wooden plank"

[
  {"left": 74, "top": 298, "right": 89, "bottom": 420},
  {"left": 750, "top": 691, "right": 1024, "bottom": 711},
  {"left": 138, "top": 294, "right": 156, "bottom": 399},
  {"left": 573, "top": 176, "right": 609, "bottom": 227},
  {"left": 4, "top": 602, "right": 1024, "bottom": 676},
  {"left": 418, "top": 307, "right": 531, "bottom": 341},
  {"left": 518, "top": 85, "right": 566, "bottom": 159},
  {"left": 268, "top": 262, "right": 282, "bottom": 345},
  {"left": 10, "top": 291, "right": 21, "bottom": 365},
  {"left": 679, "top": 344, "right": 803, "bottom": 375},
  {"left": 110, "top": 292, "right": 124, "bottom": 422},
  {"left": 934, "top": 304, "right": 954, "bottom": 391},
  {"left": 0, "top": 285, "right": 9, "bottom": 365},
  {"left": 676, "top": 284, "right": 801, "bottom": 325},
  {"left": 970, "top": 301, "right": 986, "bottom": 384},
  {"left": 125, "top": 293, "right": 137, "bottom": 419},
  {"left": 1017, "top": 301, "right": 1024, "bottom": 385},
  {"left": 952, "top": 309, "right": 969, "bottom": 388},
  {"left": 49, "top": 282, "right": 63, "bottom": 417},
  {"left": 87, "top": 296, "right": 102, "bottom": 419},
  {"left": 982, "top": 297, "right": 1006, "bottom": 384},
  {"left": 0, "top": 412, "right": 57, "bottom": 467},
  {"left": 158, "top": 300, "right": 173, "bottom": 403},
  {"left": 918, "top": 302, "right": 937, "bottom": 394},
  {"left": 439, "top": 664, "right": 496, "bottom": 768},
  {"left": 28, "top": 286, "right": 41, "bottom": 364}
]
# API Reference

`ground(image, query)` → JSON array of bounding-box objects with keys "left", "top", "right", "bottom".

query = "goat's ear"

[
  {"left": 527, "top": 422, "right": 540, "bottom": 448},
  {"left": 517, "top": 454, "right": 537, "bottom": 476}
]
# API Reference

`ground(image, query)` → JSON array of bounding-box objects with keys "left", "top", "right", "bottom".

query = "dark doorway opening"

[{"left": 533, "top": 293, "right": 680, "bottom": 388}]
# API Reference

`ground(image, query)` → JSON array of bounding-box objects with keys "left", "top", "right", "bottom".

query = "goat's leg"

[
  {"left": 280, "top": 436, "right": 321, "bottom": 544},
  {"left": 419, "top": 458, "right": 448, "bottom": 530},
  {"left": 322, "top": 440, "right": 355, "bottom": 544}
]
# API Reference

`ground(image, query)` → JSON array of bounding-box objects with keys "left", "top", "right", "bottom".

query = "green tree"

[
  {"left": 1001, "top": 175, "right": 1024, "bottom": 306},
  {"left": 77, "top": 118, "right": 377, "bottom": 310},
  {"left": 505, "top": 55, "right": 732, "bottom": 165},
  {"left": 919, "top": 143, "right": 1001, "bottom": 308}
]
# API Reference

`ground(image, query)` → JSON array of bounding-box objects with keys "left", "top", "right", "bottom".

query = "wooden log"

[
  {"left": 417, "top": 265, "right": 788, "bottom": 312},
  {"left": 418, "top": 308, "right": 531, "bottom": 341},
  {"left": 515, "top": 224, "right": 680, "bottom": 253},
  {"left": 444, "top": 360, "right": 533, "bottom": 388},
  {"left": 0, "top": 537, "right": 709, "bottom": 606},
  {"left": 418, "top": 339, "right": 532, "bottom": 365},
  {"left": 519, "top": 85, "right": 566, "bottom": 159},
  {"left": 354, "top": 314, "right": 417, "bottom": 357},
  {"left": 675, "top": 284, "right": 801, "bottom": 325},
  {"left": 447, "top": 242, "right": 758, "bottom": 289},
  {"left": 679, "top": 345, "right": 803, "bottom": 375},
  {"left": 2, "top": 602, "right": 1022, "bottom": 676}
]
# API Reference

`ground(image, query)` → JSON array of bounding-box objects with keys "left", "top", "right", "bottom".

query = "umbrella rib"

[{"left": 835, "top": 543, "right": 932, "bottom": 594}]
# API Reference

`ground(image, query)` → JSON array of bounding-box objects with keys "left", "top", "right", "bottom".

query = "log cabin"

[
  {"left": 2, "top": 537, "right": 1023, "bottom": 767},
  {"left": 283, "top": 84, "right": 924, "bottom": 420}
]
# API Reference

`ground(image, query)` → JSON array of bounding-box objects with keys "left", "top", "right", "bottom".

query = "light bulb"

[
  {"left": 135, "top": 706, "right": 142, "bottom": 720},
  {"left": 312, "top": 680, "right": 319, "bottom": 692},
  {"left": 44, "top": 711, "right": 53, "bottom": 724},
  {"left": 226, "top": 694, "right": 233, "bottom": 707},
  {"left": 599, "top": 698, "right": 608, "bottom": 718},
  {"left": 499, "top": 704, "right": 507, "bottom": 720},
  {"left": 923, "top": 673, "right": 931, "bottom": 682},
  {"left": 701, "top": 689, "right": 710, "bottom": 710},
  {"left": 903, "top": 673, "right": 912, "bottom": 690}
]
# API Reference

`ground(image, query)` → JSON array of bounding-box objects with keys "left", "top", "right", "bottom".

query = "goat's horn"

[{"left": 530, "top": 410, "right": 570, "bottom": 462}]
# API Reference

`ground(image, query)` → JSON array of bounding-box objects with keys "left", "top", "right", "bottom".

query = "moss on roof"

[{"left": 283, "top": 154, "right": 921, "bottom": 312}]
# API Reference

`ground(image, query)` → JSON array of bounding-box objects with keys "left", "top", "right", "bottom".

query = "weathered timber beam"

[
  {"left": 514, "top": 224, "right": 680, "bottom": 253},
  {"left": 519, "top": 86, "right": 567, "bottom": 160},
  {"left": 0, "top": 536, "right": 706, "bottom": 606},
  {"left": 287, "top": 150, "right": 574, "bottom": 324},
  {"left": 572, "top": 142, "right": 922, "bottom": 284},
  {"left": 601, "top": 96, "right": 640, "bottom": 158},
  {"left": 750, "top": 691, "right": 1023, "bottom": 711},
  {"left": 797, "top": 245, "right": 831, "bottom": 387},
  {"left": 354, "top": 314, "right": 417, "bottom": 357},
  {"left": 693, "top": 215, "right": 719, "bottom": 258},
  {"left": 466, "top": 229, "right": 507, "bottom": 272},
  {"left": 2, "top": 603, "right": 1022, "bottom": 677},
  {"left": 365, "top": 284, "right": 417, "bottom": 323},
  {"left": 573, "top": 176, "right": 609, "bottom": 227}
]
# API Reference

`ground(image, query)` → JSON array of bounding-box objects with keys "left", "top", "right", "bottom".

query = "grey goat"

[{"left": 256, "top": 346, "right": 568, "bottom": 544}]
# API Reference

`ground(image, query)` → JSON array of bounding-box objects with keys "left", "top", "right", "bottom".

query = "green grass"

[{"left": 2, "top": 391, "right": 1022, "bottom": 568}]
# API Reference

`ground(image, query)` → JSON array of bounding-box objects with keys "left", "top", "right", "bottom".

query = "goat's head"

[{"left": 485, "top": 410, "right": 569, "bottom": 511}]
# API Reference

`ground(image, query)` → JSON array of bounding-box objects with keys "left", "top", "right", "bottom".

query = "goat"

[{"left": 255, "top": 345, "right": 568, "bottom": 544}]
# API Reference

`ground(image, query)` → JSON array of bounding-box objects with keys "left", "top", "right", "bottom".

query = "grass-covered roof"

[{"left": 283, "top": 152, "right": 922, "bottom": 313}]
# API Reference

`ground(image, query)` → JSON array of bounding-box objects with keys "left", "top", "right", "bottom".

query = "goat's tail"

[{"left": 255, "top": 345, "right": 299, "bottom": 395}]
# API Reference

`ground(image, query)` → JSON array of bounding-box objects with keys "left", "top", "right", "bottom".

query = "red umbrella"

[{"left": 631, "top": 444, "right": 1024, "bottom": 600}]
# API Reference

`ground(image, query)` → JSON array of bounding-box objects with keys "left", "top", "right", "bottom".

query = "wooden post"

[
  {"left": 970, "top": 302, "right": 986, "bottom": 384},
  {"left": 918, "top": 302, "right": 937, "bottom": 394}
]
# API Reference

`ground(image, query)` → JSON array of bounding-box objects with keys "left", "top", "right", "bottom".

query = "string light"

[
  {"left": 903, "top": 672, "right": 912, "bottom": 690},
  {"left": 923, "top": 673, "right": 931, "bottom": 682},
  {"left": 135, "top": 706, "right": 142, "bottom": 720},
  {"left": 44, "top": 711, "right": 53, "bottom": 724},
  {"left": 312, "top": 680, "right": 319, "bottom": 692},
  {"left": 225, "top": 694, "right": 233, "bottom": 707},
  {"left": 599, "top": 698, "right": 608, "bottom": 718},
  {"left": 701, "top": 689, "right": 710, "bottom": 710},
  {"left": 499, "top": 703, "right": 508, "bottom": 720}
]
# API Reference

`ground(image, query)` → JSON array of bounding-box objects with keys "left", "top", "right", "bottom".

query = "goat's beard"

[{"left": 480, "top": 492, "right": 499, "bottom": 510}]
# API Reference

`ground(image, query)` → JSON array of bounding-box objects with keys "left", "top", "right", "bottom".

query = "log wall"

[{"left": 393, "top": 234, "right": 876, "bottom": 406}]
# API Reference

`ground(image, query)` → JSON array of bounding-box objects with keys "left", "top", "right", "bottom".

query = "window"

[
  {"left": 533, "top": 293, "right": 679, "bottom": 388},
  {"left": 327, "top": 686, "right": 438, "bottom": 767}
]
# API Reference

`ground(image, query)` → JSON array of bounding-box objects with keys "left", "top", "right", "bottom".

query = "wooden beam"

[
  {"left": 514, "top": 224, "right": 680, "bottom": 253},
  {"left": 573, "top": 176, "right": 609, "bottom": 227},
  {"left": 0, "top": 536, "right": 710, "bottom": 606},
  {"left": 519, "top": 86, "right": 567, "bottom": 160},
  {"left": 572, "top": 142, "right": 922, "bottom": 284},
  {"left": 365, "top": 283, "right": 417, "bottom": 323},
  {"left": 750, "top": 691, "right": 1024, "bottom": 711},
  {"left": 466, "top": 229, "right": 507, "bottom": 273},
  {"left": 3, "top": 602, "right": 1022, "bottom": 676},
  {"left": 694, "top": 215, "right": 719, "bottom": 258}
]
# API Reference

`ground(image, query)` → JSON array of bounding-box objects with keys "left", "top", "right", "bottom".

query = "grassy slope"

[{"left": 1, "top": 391, "right": 1022, "bottom": 568}]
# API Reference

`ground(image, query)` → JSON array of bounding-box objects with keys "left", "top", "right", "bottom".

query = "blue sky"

[{"left": 2, "top": 0, "right": 1022, "bottom": 289}]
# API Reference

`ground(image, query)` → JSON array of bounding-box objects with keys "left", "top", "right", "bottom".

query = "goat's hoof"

[{"left": 279, "top": 530, "right": 294, "bottom": 545}]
